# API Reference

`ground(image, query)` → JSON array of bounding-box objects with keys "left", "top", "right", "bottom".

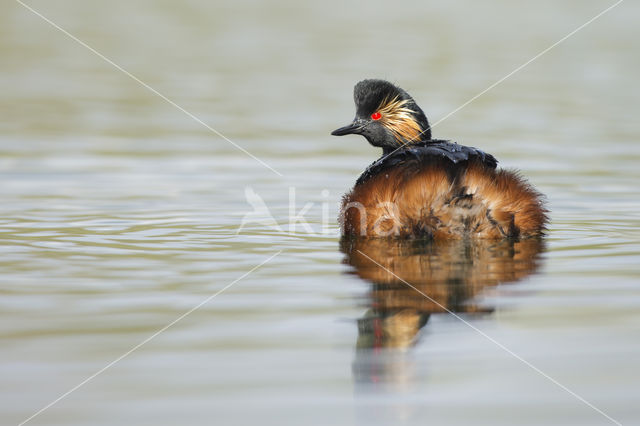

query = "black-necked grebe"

[{"left": 332, "top": 79, "right": 547, "bottom": 239}]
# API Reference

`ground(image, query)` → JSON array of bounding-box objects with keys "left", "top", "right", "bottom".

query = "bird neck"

[{"left": 382, "top": 146, "right": 397, "bottom": 156}]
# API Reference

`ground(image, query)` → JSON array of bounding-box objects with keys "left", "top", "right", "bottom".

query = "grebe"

[{"left": 332, "top": 79, "right": 547, "bottom": 239}]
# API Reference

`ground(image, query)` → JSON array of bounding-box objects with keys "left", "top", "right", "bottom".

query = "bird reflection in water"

[{"left": 340, "top": 237, "right": 544, "bottom": 399}]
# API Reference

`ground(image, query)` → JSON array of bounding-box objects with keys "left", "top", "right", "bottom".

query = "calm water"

[{"left": 2, "top": 1, "right": 640, "bottom": 425}]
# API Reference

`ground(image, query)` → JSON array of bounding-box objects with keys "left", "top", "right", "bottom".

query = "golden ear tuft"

[{"left": 377, "top": 96, "right": 422, "bottom": 146}]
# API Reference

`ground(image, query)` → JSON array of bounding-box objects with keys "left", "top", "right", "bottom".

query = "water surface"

[{"left": 1, "top": 1, "right": 639, "bottom": 425}]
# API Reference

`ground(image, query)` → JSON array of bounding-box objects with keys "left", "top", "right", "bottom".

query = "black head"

[{"left": 331, "top": 79, "right": 431, "bottom": 154}]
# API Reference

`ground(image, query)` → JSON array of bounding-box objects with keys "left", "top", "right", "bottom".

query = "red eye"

[{"left": 371, "top": 112, "right": 381, "bottom": 120}]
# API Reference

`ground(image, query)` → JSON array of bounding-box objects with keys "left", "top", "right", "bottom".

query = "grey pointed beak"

[{"left": 331, "top": 121, "right": 364, "bottom": 136}]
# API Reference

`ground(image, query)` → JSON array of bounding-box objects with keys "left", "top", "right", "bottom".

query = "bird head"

[{"left": 331, "top": 79, "right": 431, "bottom": 154}]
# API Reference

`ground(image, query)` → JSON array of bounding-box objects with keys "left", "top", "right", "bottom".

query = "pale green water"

[{"left": 2, "top": 1, "right": 640, "bottom": 425}]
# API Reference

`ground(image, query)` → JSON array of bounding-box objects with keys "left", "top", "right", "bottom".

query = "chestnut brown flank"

[{"left": 341, "top": 161, "right": 547, "bottom": 239}]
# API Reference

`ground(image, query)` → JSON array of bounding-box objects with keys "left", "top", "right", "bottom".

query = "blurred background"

[{"left": 1, "top": 1, "right": 639, "bottom": 425}]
